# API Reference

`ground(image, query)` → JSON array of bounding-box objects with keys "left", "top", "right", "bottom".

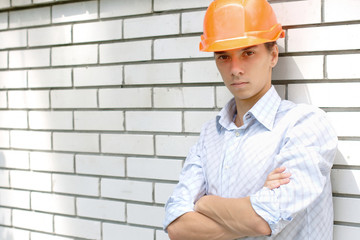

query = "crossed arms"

[{"left": 167, "top": 167, "right": 291, "bottom": 240}]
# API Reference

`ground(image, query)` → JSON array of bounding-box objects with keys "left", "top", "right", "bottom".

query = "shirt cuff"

[
  {"left": 163, "top": 196, "right": 194, "bottom": 231},
  {"left": 250, "top": 187, "right": 292, "bottom": 236}
]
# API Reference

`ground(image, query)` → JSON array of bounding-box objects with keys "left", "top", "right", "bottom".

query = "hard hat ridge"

[{"left": 200, "top": 0, "right": 285, "bottom": 52}]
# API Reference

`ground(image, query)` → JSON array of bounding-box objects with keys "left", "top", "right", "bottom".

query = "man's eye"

[
  {"left": 217, "top": 55, "right": 230, "bottom": 60},
  {"left": 244, "top": 51, "right": 255, "bottom": 57}
]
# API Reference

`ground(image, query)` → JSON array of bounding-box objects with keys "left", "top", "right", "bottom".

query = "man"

[{"left": 164, "top": 0, "right": 338, "bottom": 239}]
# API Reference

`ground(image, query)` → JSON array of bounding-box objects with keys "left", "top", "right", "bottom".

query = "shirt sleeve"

[
  {"left": 250, "top": 105, "right": 338, "bottom": 235},
  {"left": 163, "top": 128, "right": 207, "bottom": 231}
]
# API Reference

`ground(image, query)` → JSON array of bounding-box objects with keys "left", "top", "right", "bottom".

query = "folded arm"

[
  {"left": 167, "top": 211, "right": 240, "bottom": 240},
  {"left": 192, "top": 167, "right": 290, "bottom": 237},
  {"left": 167, "top": 167, "right": 291, "bottom": 240}
]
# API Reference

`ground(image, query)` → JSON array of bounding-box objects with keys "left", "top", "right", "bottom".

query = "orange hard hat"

[{"left": 199, "top": 0, "right": 285, "bottom": 52}]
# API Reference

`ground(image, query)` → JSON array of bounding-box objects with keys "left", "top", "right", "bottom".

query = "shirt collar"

[{"left": 216, "top": 86, "right": 281, "bottom": 132}]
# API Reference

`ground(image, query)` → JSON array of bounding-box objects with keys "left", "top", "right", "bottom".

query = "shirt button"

[{"left": 235, "top": 131, "right": 240, "bottom": 137}]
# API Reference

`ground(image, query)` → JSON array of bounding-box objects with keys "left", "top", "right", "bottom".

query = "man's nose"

[{"left": 230, "top": 57, "right": 245, "bottom": 77}]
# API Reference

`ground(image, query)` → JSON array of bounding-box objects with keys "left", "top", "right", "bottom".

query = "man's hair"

[{"left": 264, "top": 41, "right": 277, "bottom": 52}]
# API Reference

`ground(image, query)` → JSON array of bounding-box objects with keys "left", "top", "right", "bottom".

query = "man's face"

[{"left": 214, "top": 43, "right": 279, "bottom": 105}]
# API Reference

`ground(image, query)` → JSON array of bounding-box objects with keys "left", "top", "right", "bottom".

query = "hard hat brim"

[{"left": 200, "top": 28, "right": 285, "bottom": 52}]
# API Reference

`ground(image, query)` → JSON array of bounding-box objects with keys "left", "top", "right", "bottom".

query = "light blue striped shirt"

[{"left": 164, "top": 86, "right": 338, "bottom": 239}]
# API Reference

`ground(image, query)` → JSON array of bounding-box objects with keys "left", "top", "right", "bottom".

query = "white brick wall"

[{"left": 0, "top": 0, "right": 358, "bottom": 239}]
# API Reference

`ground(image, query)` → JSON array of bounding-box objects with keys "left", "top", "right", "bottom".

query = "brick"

[
  {"left": 0, "top": 51, "right": 7, "bottom": 68},
  {"left": 0, "top": 227, "right": 29, "bottom": 240},
  {"left": 10, "top": 7, "right": 50, "bottom": 28},
  {"left": 74, "top": 19, "right": 122, "bottom": 43},
  {"left": 52, "top": 1, "right": 98, "bottom": 23},
  {"left": 0, "top": 1, "right": 10, "bottom": 9},
  {"left": 184, "top": 111, "right": 218, "bottom": 133},
  {"left": 154, "top": 36, "right": 212, "bottom": 59},
  {"left": 0, "top": 150, "right": 29, "bottom": 169},
  {"left": 335, "top": 141, "right": 360, "bottom": 166},
  {"left": 0, "top": 70, "right": 27, "bottom": 89},
  {"left": 13, "top": 209, "right": 52, "bottom": 232},
  {"left": 101, "top": 179, "right": 152, "bottom": 202},
  {"left": 30, "top": 152, "right": 74, "bottom": 173},
  {"left": 288, "top": 83, "right": 360, "bottom": 107},
  {"left": 156, "top": 230, "right": 170, "bottom": 240},
  {"left": 274, "top": 85, "right": 286, "bottom": 100},
  {"left": 153, "top": 87, "right": 215, "bottom": 108},
  {"left": 54, "top": 216, "right": 101, "bottom": 239},
  {"left": 28, "top": 68, "right": 72, "bottom": 88},
  {"left": 155, "top": 182, "right": 176, "bottom": 204},
  {"left": 100, "top": 40, "right": 152, "bottom": 63},
  {"left": 126, "top": 111, "right": 182, "bottom": 132},
  {"left": 0, "top": 110, "right": 27, "bottom": 128},
  {"left": 0, "top": 30, "right": 26, "bottom": 49},
  {"left": 271, "top": 0, "right": 321, "bottom": 26},
  {"left": 334, "top": 197, "right": 360, "bottom": 224},
  {"left": 76, "top": 154, "right": 125, "bottom": 177},
  {"left": 74, "top": 65, "right": 123, "bottom": 87},
  {"left": 53, "top": 174, "right": 99, "bottom": 196},
  {"left": 326, "top": 112, "right": 360, "bottom": 137},
  {"left": 53, "top": 132, "right": 99, "bottom": 153},
  {"left": 101, "top": 133, "right": 154, "bottom": 155},
  {"left": 31, "top": 232, "right": 73, "bottom": 240},
  {"left": 216, "top": 86, "right": 234, "bottom": 108},
  {"left": 331, "top": 169, "right": 360, "bottom": 195},
  {"left": 124, "top": 14, "right": 179, "bottom": 39},
  {"left": 272, "top": 56, "right": 324, "bottom": 80},
  {"left": 0, "top": 13, "right": 8, "bottom": 30},
  {"left": 9, "top": 49, "right": 50, "bottom": 68},
  {"left": 156, "top": 135, "right": 198, "bottom": 157},
  {"left": 128, "top": 157, "right": 182, "bottom": 181},
  {"left": 29, "top": 25, "right": 72, "bottom": 46},
  {"left": 334, "top": 225, "right": 360, "bottom": 240},
  {"left": 324, "top": 0, "right": 360, "bottom": 22},
  {"left": 154, "top": 0, "right": 211, "bottom": 11},
  {"left": 77, "top": 198, "right": 125, "bottom": 221},
  {"left": 183, "top": 60, "right": 222, "bottom": 83},
  {"left": 288, "top": 24, "right": 360, "bottom": 52},
  {"left": 29, "top": 111, "right": 73, "bottom": 130},
  {"left": 10, "top": 130, "right": 51, "bottom": 150},
  {"left": 327, "top": 54, "right": 360, "bottom": 79},
  {"left": 31, "top": 192, "right": 75, "bottom": 215},
  {"left": 74, "top": 111, "right": 124, "bottom": 131},
  {"left": 125, "top": 62, "right": 181, "bottom": 85},
  {"left": 0, "top": 189, "right": 29, "bottom": 209},
  {"left": 0, "top": 91, "right": 6, "bottom": 108},
  {"left": 0, "top": 170, "right": 9, "bottom": 188},
  {"left": 99, "top": 88, "right": 152, "bottom": 108},
  {"left": 12, "top": 0, "right": 31, "bottom": 6},
  {"left": 52, "top": 45, "right": 98, "bottom": 66},
  {"left": 103, "top": 223, "right": 154, "bottom": 240},
  {"left": 0, "top": 207, "right": 11, "bottom": 226},
  {"left": 8, "top": 90, "right": 50, "bottom": 109},
  {"left": 100, "top": 0, "right": 152, "bottom": 18},
  {"left": 51, "top": 89, "right": 97, "bottom": 109},
  {"left": 182, "top": 10, "right": 205, "bottom": 34},
  {"left": 11, "top": 170, "right": 51, "bottom": 191},
  {"left": 0, "top": 130, "right": 9, "bottom": 148},
  {"left": 127, "top": 204, "right": 164, "bottom": 227},
  {"left": 0, "top": 130, "right": 10, "bottom": 148}
]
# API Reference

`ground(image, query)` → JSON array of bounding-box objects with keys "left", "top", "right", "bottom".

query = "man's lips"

[{"left": 231, "top": 82, "right": 248, "bottom": 87}]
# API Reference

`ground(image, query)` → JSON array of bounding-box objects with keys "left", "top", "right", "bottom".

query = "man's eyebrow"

[{"left": 214, "top": 45, "right": 258, "bottom": 55}]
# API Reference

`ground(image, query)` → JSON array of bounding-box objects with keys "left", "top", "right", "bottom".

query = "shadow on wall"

[{"left": 274, "top": 56, "right": 360, "bottom": 239}]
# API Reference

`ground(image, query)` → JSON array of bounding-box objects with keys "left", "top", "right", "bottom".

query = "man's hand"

[{"left": 264, "top": 166, "right": 291, "bottom": 190}]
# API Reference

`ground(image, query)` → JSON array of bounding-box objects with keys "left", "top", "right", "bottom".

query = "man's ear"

[{"left": 270, "top": 44, "right": 279, "bottom": 68}]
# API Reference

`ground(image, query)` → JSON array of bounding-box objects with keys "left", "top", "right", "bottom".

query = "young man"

[{"left": 164, "top": 0, "right": 338, "bottom": 239}]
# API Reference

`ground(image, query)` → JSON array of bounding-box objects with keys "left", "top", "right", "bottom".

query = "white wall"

[{"left": 0, "top": 0, "right": 359, "bottom": 239}]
